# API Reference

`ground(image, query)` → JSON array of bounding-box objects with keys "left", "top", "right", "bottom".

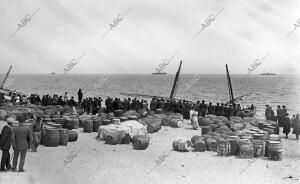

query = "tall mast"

[
  {"left": 225, "top": 64, "right": 235, "bottom": 105},
  {"left": 0, "top": 65, "right": 12, "bottom": 89},
  {"left": 170, "top": 60, "right": 182, "bottom": 99}
]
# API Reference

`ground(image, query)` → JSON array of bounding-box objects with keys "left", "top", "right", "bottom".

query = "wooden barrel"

[
  {"left": 201, "top": 126, "right": 211, "bottom": 135},
  {"left": 194, "top": 139, "right": 206, "bottom": 152},
  {"left": 103, "top": 129, "right": 126, "bottom": 145},
  {"left": 68, "top": 130, "right": 78, "bottom": 142},
  {"left": 264, "top": 128, "right": 274, "bottom": 135},
  {"left": 70, "top": 114, "right": 78, "bottom": 119},
  {"left": 162, "top": 117, "right": 171, "bottom": 126},
  {"left": 268, "top": 141, "right": 283, "bottom": 161},
  {"left": 240, "top": 135, "right": 253, "bottom": 142},
  {"left": 83, "top": 119, "right": 93, "bottom": 133},
  {"left": 269, "top": 134, "right": 281, "bottom": 141},
  {"left": 258, "top": 122, "right": 264, "bottom": 130},
  {"left": 47, "top": 122, "right": 62, "bottom": 129},
  {"left": 93, "top": 118, "right": 102, "bottom": 132},
  {"left": 121, "top": 134, "right": 131, "bottom": 144},
  {"left": 132, "top": 135, "right": 150, "bottom": 150},
  {"left": 172, "top": 138, "right": 192, "bottom": 152},
  {"left": 147, "top": 118, "right": 162, "bottom": 133},
  {"left": 229, "top": 136, "right": 239, "bottom": 155},
  {"left": 44, "top": 128, "right": 60, "bottom": 147},
  {"left": 102, "top": 119, "right": 111, "bottom": 125},
  {"left": 64, "top": 118, "right": 74, "bottom": 130},
  {"left": 191, "top": 135, "right": 202, "bottom": 145},
  {"left": 199, "top": 118, "right": 213, "bottom": 126},
  {"left": 239, "top": 139, "right": 254, "bottom": 159},
  {"left": 42, "top": 114, "right": 51, "bottom": 119},
  {"left": 217, "top": 140, "right": 231, "bottom": 156},
  {"left": 253, "top": 133, "right": 266, "bottom": 141},
  {"left": 43, "top": 118, "right": 52, "bottom": 123},
  {"left": 127, "top": 115, "right": 138, "bottom": 120},
  {"left": 51, "top": 114, "right": 61, "bottom": 118},
  {"left": 267, "top": 126, "right": 278, "bottom": 135},
  {"left": 52, "top": 118, "right": 65, "bottom": 127},
  {"left": 113, "top": 110, "right": 124, "bottom": 117},
  {"left": 72, "top": 118, "right": 79, "bottom": 129},
  {"left": 208, "top": 132, "right": 219, "bottom": 137},
  {"left": 170, "top": 119, "right": 183, "bottom": 128},
  {"left": 253, "top": 140, "right": 265, "bottom": 158},
  {"left": 120, "top": 117, "right": 128, "bottom": 122},
  {"left": 59, "top": 128, "right": 69, "bottom": 146},
  {"left": 210, "top": 124, "right": 218, "bottom": 132},
  {"left": 155, "top": 109, "right": 163, "bottom": 114},
  {"left": 205, "top": 137, "right": 218, "bottom": 152}
]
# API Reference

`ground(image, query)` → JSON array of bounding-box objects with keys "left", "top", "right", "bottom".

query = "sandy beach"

[{"left": 0, "top": 120, "right": 299, "bottom": 184}]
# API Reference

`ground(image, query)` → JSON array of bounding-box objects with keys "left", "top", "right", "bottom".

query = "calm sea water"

[{"left": 1, "top": 74, "right": 299, "bottom": 118}]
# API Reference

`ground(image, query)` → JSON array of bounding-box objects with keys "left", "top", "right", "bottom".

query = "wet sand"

[{"left": 0, "top": 120, "right": 300, "bottom": 184}]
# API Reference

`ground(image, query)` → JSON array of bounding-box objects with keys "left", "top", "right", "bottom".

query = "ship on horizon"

[
  {"left": 152, "top": 71, "right": 167, "bottom": 75},
  {"left": 260, "top": 72, "right": 276, "bottom": 75}
]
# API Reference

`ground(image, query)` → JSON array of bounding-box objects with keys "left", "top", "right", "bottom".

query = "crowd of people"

[
  {"left": 0, "top": 89, "right": 300, "bottom": 173},
  {"left": 265, "top": 104, "right": 300, "bottom": 140}
]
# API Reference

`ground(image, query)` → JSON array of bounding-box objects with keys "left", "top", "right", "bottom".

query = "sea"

[{"left": 0, "top": 74, "right": 299, "bottom": 119}]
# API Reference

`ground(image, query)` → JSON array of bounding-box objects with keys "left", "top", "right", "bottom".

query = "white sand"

[{"left": 0, "top": 120, "right": 300, "bottom": 184}]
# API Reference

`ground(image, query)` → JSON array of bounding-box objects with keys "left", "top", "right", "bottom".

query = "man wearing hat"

[
  {"left": 11, "top": 115, "right": 33, "bottom": 172},
  {"left": 0, "top": 118, "right": 13, "bottom": 171},
  {"left": 265, "top": 105, "right": 272, "bottom": 120}
]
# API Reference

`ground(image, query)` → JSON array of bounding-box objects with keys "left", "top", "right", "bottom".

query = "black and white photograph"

[{"left": 0, "top": 0, "right": 299, "bottom": 184}]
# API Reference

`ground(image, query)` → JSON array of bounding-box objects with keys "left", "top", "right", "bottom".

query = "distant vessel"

[
  {"left": 152, "top": 72, "right": 167, "bottom": 75},
  {"left": 50, "top": 72, "right": 56, "bottom": 75},
  {"left": 260, "top": 72, "right": 276, "bottom": 75}
]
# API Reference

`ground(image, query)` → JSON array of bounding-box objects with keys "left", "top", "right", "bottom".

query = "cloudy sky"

[{"left": 0, "top": 0, "right": 299, "bottom": 74}]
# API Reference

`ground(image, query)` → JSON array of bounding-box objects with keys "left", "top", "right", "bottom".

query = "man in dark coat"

[
  {"left": 283, "top": 113, "right": 291, "bottom": 139},
  {"left": 293, "top": 114, "right": 300, "bottom": 140},
  {"left": 77, "top": 89, "right": 83, "bottom": 104},
  {"left": 11, "top": 115, "right": 33, "bottom": 172},
  {"left": 207, "top": 102, "right": 215, "bottom": 115},
  {"left": 0, "top": 119, "right": 13, "bottom": 171},
  {"left": 199, "top": 100, "right": 207, "bottom": 117}
]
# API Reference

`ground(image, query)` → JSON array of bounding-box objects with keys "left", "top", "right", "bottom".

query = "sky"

[{"left": 0, "top": 0, "right": 299, "bottom": 74}]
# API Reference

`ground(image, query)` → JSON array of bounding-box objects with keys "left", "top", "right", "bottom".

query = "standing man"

[
  {"left": 78, "top": 89, "right": 83, "bottom": 104},
  {"left": 292, "top": 114, "right": 300, "bottom": 140},
  {"left": 276, "top": 106, "right": 283, "bottom": 127},
  {"left": 63, "top": 92, "right": 68, "bottom": 105},
  {"left": 31, "top": 115, "right": 42, "bottom": 152},
  {"left": 283, "top": 113, "right": 291, "bottom": 139},
  {"left": 11, "top": 115, "right": 33, "bottom": 172},
  {"left": 0, "top": 118, "right": 13, "bottom": 171}
]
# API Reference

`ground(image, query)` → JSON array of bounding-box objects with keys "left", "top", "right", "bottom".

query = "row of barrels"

[
  {"left": 172, "top": 131, "right": 282, "bottom": 161},
  {"left": 41, "top": 125, "right": 78, "bottom": 147}
]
